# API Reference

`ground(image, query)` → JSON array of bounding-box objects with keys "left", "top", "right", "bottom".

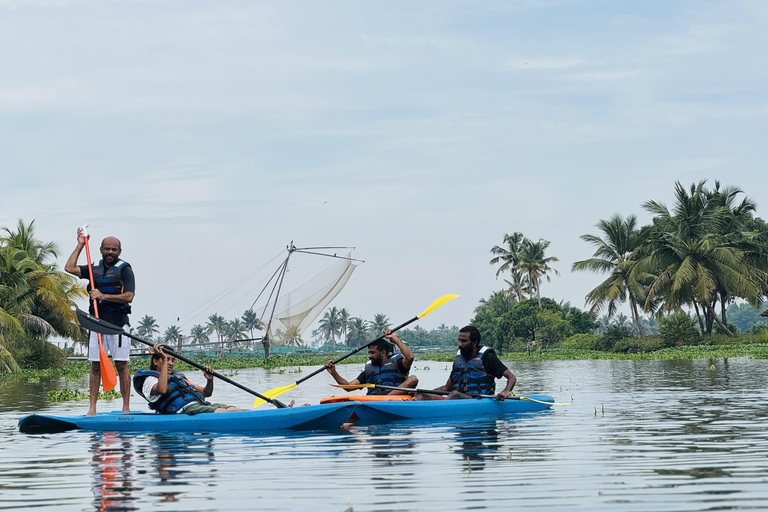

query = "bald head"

[
  {"left": 100, "top": 237, "right": 122, "bottom": 266},
  {"left": 101, "top": 237, "right": 121, "bottom": 250}
]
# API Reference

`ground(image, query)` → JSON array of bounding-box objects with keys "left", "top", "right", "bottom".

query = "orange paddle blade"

[{"left": 97, "top": 333, "right": 117, "bottom": 392}]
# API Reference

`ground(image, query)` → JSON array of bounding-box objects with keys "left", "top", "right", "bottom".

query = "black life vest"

[
  {"left": 450, "top": 346, "right": 497, "bottom": 396},
  {"left": 88, "top": 259, "right": 132, "bottom": 316},
  {"left": 363, "top": 354, "right": 408, "bottom": 395},
  {"left": 133, "top": 369, "right": 208, "bottom": 414}
]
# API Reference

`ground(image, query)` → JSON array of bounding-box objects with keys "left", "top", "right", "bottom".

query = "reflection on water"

[
  {"left": 4, "top": 358, "right": 768, "bottom": 511},
  {"left": 90, "top": 433, "right": 138, "bottom": 511}
]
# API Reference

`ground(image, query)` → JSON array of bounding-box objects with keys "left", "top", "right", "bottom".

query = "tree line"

[{"left": 478, "top": 180, "right": 768, "bottom": 352}]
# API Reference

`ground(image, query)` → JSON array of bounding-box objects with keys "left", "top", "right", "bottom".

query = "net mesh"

[{"left": 264, "top": 253, "right": 357, "bottom": 346}]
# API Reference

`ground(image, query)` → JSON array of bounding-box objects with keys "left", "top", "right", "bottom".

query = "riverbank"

[{"left": 4, "top": 342, "right": 768, "bottom": 382}]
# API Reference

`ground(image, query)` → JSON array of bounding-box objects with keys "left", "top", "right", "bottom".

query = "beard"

[{"left": 459, "top": 344, "right": 475, "bottom": 360}]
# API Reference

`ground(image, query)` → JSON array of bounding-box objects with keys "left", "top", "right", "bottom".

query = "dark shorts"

[{"left": 181, "top": 403, "right": 233, "bottom": 415}]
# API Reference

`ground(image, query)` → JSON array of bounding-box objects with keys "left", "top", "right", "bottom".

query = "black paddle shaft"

[
  {"left": 367, "top": 383, "right": 497, "bottom": 399},
  {"left": 75, "top": 309, "right": 287, "bottom": 408},
  {"left": 294, "top": 315, "right": 419, "bottom": 386}
]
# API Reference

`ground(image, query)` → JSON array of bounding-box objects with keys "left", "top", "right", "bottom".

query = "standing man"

[
  {"left": 325, "top": 330, "right": 419, "bottom": 395},
  {"left": 65, "top": 227, "right": 135, "bottom": 416},
  {"left": 421, "top": 325, "right": 515, "bottom": 401}
]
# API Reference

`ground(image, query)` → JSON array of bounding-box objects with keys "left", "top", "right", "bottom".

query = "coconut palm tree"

[
  {"left": 227, "top": 318, "right": 248, "bottom": 350},
  {"left": 516, "top": 239, "right": 560, "bottom": 308},
  {"left": 1, "top": 221, "right": 86, "bottom": 372},
  {"left": 136, "top": 315, "right": 160, "bottom": 339},
  {"left": 241, "top": 308, "right": 263, "bottom": 350},
  {"left": 189, "top": 324, "right": 209, "bottom": 345},
  {"left": 318, "top": 307, "right": 341, "bottom": 348},
  {"left": 205, "top": 313, "right": 228, "bottom": 351},
  {"left": 572, "top": 214, "right": 648, "bottom": 336},
  {"left": 338, "top": 308, "right": 351, "bottom": 346},
  {"left": 163, "top": 325, "right": 182, "bottom": 344},
  {"left": 369, "top": 313, "right": 391, "bottom": 336},
  {"left": 490, "top": 232, "right": 525, "bottom": 278},
  {"left": 636, "top": 180, "right": 761, "bottom": 335},
  {"left": 347, "top": 317, "right": 369, "bottom": 345}
]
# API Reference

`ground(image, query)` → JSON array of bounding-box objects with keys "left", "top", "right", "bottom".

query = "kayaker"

[
  {"left": 133, "top": 344, "right": 247, "bottom": 414},
  {"left": 325, "top": 329, "right": 418, "bottom": 395},
  {"left": 419, "top": 325, "right": 515, "bottom": 401},
  {"left": 64, "top": 228, "right": 135, "bottom": 416}
]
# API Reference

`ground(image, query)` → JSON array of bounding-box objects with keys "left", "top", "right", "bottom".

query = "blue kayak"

[
  {"left": 18, "top": 402, "right": 358, "bottom": 434},
  {"left": 352, "top": 394, "right": 555, "bottom": 424}
]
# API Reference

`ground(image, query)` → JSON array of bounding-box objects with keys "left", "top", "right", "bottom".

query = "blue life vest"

[
  {"left": 89, "top": 259, "right": 132, "bottom": 316},
  {"left": 450, "top": 346, "right": 497, "bottom": 396},
  {"left": 363, "top": 354, "right": 407, "bottom": 395},
  {"left": 133, "top": 369, "right": 208, "bottom": 414}
]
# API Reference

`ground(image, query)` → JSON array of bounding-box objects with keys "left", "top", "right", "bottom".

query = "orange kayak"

[{"left": 320, "top": 395, "right": 413, "bottom": 404}]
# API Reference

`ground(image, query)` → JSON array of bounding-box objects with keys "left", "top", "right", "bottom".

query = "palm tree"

[
  {"left": 490, "top": 232, "right": 525, "bottom": 277},
  {"left": 636, "top": 180, "right": 762, "bottom": 335},
  {"left": 347, "top": 317, "right": 369, "bottom": 345},
  {"left": 369, "top": 313, "right": 391, "bottom": 336},
  {"left": 1, "top": 221, "right": 86, "bottom": 372},
  {"left": 241, "top": 308, "right": 263, "bottom": 351},
  {"left": 318, "top": 307, "right": 341, "bottom": 348},
  {"left": 189, "top": 324, "right": 209, "bottom": 346},
  {"left": 227, "top": 318, "right": 248, "bottom": 350},
  {"left": 136, "top": 315, "right": 160, "bottom": 339},
  {"left": 205, "top": 313, "right": 228, "bottom": 352},
  {"left": 163, "top": 325, "right": 182, "bottom": 345},
  {"left": 338, "top": 308, "right": 351, "bottom": 346},
  {"left": 516, "top": 238, "right": 560, "bottom": 308},
  {"left": 572, "top": 214, "right": 648, "bottom": 336}
]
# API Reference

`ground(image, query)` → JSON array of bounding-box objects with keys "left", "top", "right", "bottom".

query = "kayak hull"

[
  {"left": 320, "top": 395, "right": 413, "bottom": 404},
  {"left": 18, "top": 402, "right": 358, "bottom": 435},
  {"left": 352, "top": 394, "right": 555, "bottom": 424}
]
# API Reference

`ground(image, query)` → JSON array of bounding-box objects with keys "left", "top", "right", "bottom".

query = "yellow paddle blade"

[
  {"left": 252, "top": 382, "right": 297, "bottom": 409},
  {"left": 517, "top": 396, "right": 571, "bottom": 406},
  {"left": 417, "top": 294, "right": 459, "bottom": 319},
  {"left": 331, "top": 383, "right": 375, "bottom": 390}
]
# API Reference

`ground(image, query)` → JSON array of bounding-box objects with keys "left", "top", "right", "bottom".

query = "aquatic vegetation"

[{"left": 47, "top": 388, "right": 121, "bottom": 402}]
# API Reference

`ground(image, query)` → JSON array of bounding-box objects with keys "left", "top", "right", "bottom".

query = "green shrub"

[
  {"left": 562, "top": 333, "right": 602, "bottom": 351},
  {"left": 744, "top": 323, "right": 768, "bottom": 335},
  {"left": 658, "top": 312, "right": 699, "bottom": 346},
  {"left": 4, "top": 331, "right": 67, "bottom": 370},
  {"left": 610, "top": 337, "right": 665, "bottom": 353},
  {"left": 714, "top": 321, "right": 739, "bottom": 336},
  {"left": 601, "top": 326, "right": 635, "bottom": 351}
]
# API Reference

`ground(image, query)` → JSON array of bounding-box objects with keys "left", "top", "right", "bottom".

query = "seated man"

[
  {"left": 419, "top": 325, "right": 515, "bottom": 401},
  {"left": 326, "top": 330, "right": 418, "bottom": 395},
  {"left": 133, "top": 344, "right": 246, "bottom": 414}
]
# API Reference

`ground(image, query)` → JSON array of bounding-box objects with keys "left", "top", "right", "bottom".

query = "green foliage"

[
  {"left": 561, "top": 333, "right": 602, "bottom": 350},
  {"left": 600, "top": 326, "right": 635, "bottom": 351},
  {"left": 535, "top": 310, "right": 572, "bottom": 348},
  {"left": 610, "top": 337, "right": 665, "bottom": 353},
  {"left": 47, "top": 388, "right": 121, "bottom": 402},
  {"left": 3, "top": 330, "right": 67, "bottom": 369},
  {"left": 658, "top": 311, "right": 699, "bottom": 346},
  {"left": 725, "top": 303, "right": 767, "bottom": 334},
  {"left": 714, "top": 322, "right": 739, "bottom": 336}
]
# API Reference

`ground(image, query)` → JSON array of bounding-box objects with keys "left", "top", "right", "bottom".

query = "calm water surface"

[{"left": 2, "top": 358, "right": 768, "bottom": 511}]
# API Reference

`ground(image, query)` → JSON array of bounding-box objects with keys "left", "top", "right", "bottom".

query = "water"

[{"left": 2, "top": 358, "right": 768, "bottom": 511}]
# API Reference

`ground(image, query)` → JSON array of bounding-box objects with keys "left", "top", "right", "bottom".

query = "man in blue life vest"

[
  {"left": 133, "top": 344, "right": 246, "bottom": 414},
  {"left": 325, "top": 330, "right": 419, "bottom": 395},
  {"left": 421, "top": 325, "right": 515, "bottom": 401},
  {"left": 65, "top": 228, "right": 135, "bottom": 416}
]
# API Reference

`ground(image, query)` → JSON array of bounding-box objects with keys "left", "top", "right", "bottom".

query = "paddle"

[
  {"left": 75, "top": 308, "right": 288, "bottom": 408},
  {"left": 332, "top": 383, "right": 569, "bottom": 405},
  {"left": 81, "top": 226, "right": 117, "bottom": 392},
  {"left": 252, "top": 293, "right": 460, "bottom": 408}
]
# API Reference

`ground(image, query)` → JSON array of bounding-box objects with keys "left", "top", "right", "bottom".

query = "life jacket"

[
  {"left": 363, "top": 354, "right": 407, "bottom": 395},
  {"left": 450, "top": 346, "right": 497, "bottom": 396},
  {"left": 88, "top": 259, "right": 132, "bottom": 315},
  {"left": 133, "top": 369, "right": 208, "bottom": 414}
]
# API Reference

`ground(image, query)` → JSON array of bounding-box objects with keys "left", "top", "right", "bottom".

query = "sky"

[{"left": 2, "top": 0, "right": 768, "bottom": 339}]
